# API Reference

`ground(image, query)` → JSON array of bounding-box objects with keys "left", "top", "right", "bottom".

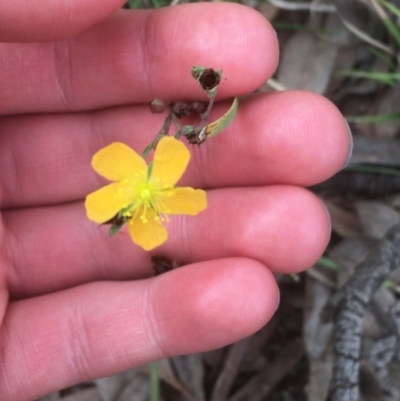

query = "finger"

[
  {"left": 0, "top": 91, "right": 350, "bottom": 208},
  {"left": 0, "top": 0, "right": 126, "bottom": 42},
  {"left": 5, "top": 186, "right": 329, "bottom": 299},
  {"left": 0, "top": 258, "right": 279, "bottom": 401},
  {"left": 0, "top": 4, "right": 278, "bottom": 115}
]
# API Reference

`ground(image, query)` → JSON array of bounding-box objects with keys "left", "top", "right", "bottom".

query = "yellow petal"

[
  {"left": 85, "top": 182, "right": 133, "bottom": 224},
  {"left": 160, "top": 187, "right": 207, "bottom": 215},
  {"left": 150, "top": 137, "right": 190, "bottom": 187},
  {"left": 127, "top": 207, "right": 168, "bottom": 251},
  {"left": 92, "top": 142, "right": 147, "bottom": 182}
]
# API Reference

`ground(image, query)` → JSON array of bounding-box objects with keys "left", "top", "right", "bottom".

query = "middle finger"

[{"left": 0, "top": 91, "right": 350, "bottom": 208}]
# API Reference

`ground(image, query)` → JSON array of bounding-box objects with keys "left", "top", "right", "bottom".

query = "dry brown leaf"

[
  {"left": 324, "top": 199, "right": 363, "bottom": 238},
  {"left": 257, "top": 2, "right": 279, "bottom": 21},
  {"left": 157, "top": 359, "right": 200, "bottom": 401},
  {"left": 304, "top": 276, "right": 334, "bottom": 360},
  {"left": 372, "top": 85, "right": 400, "bottom": 139},
  {"left": 116, "top": 371, "right": 150, "bottom": 401},
  {"left": 277, "top": 14, "right": 339, "bottom": 94},
  {"left": 172, "top": 354, "right": 206, "bottom": 401},
  {"left": 355, "top": 201, "right": 400, "bottom": 239},
  {"left": 329, "top": 236, "right": 377, "bottom": 287},
  {"left": 95, "top": 370, "right": 138, "bottom": 401},
  {"left": 304, "top": 276, "right": 334, "bottom": 401},
  {"left": 350, "top": 135, "right": 400, "bottom": 166}
]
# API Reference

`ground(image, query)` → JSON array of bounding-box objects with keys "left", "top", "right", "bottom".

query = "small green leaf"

[
  {"left": 109, "top": 223, "right": 124, "bottom": 237},
  {"left": 180, "top": 125, "right": 196, "bottom": 135},
  {"left": 127, "top": 0, "right": 144, "bottom": 8},
  {"left": 206, "top": 97, "right": 239, "bottom": 138},
  {"left": 191, "top": 66, "right": 206, "bottom": 80}
]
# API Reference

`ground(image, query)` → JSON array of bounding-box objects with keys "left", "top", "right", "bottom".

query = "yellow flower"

[{"left": 85, "top": 136, "right": 207, "bottom": 251}]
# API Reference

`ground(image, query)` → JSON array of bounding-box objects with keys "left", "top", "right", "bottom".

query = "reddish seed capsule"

[
  {"left": 198, "top": 68, "right": 221, "bottom": 91},
  {"left": 191, "top": 66, "right": 222, "bottom": 91},
  {"left": 172, "top": 101, "right": 207, "bottom": 118},
  {"left": 149, "top": 99, "right": 166, "bottom": 114},
  {"left": 152, "top": 255, "right": 178, "bottom": 275},
  {"left": 185, "top": 127, "right": 207, "bottom": 145}
]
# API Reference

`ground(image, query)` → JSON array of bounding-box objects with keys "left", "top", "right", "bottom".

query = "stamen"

[
  {"left": 150, "top": 195, "right": 171, "bottom": 223},
  {"left": 154, "top": 195, "right": 172, "bottom": 214},
  {"left": 131, "top": 203, "right": 142, "bottom": 222}
]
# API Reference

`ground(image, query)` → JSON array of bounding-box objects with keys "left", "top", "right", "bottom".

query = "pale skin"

[{"left": 0, "top": 2, "right": 351, "bottom": 400}]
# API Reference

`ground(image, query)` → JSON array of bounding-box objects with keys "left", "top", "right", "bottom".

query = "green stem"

[
  {"left": 171, "top": 114, "right": 184, "bottom": 139},
  {"left": 200, "top": 90, "right": 216, "bottom": 127},
  {"left": 142, "top": 114, "right": 173, "bottom": 158},
  {"left": 150, "top": 361, "right": 160, "bottom": 401}
]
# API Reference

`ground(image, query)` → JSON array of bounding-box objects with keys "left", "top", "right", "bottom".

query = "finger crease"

[{"left": 52, "top": 41, "right": 74, "bottom": 110}]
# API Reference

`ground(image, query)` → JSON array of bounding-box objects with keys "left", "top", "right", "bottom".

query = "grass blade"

[
  {"left": 384, "top": 18, "right": 400, "bottom": 47},
  {"left": 345, "top": 112, "right": 400, "bottom": 123},
  {"left": 368, "top": 47, "right": 396, "bottom": 69},
  {"left": 345, "top": 165, "right": 400, "bottom": 177},
  {"left": 150, "top": 361, "right": 160, "bottom": 401},
  {"left": 318, "top": 257, "right": 339, "bottom": 270},
  {"left": 379, "top": 0, "right": 400, "bottom": 19},
  {"left": 338, "top": 69, "right": 400, "bottom": 86}
]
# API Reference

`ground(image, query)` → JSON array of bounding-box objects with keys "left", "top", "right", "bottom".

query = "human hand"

[{"left": 0, "top": 2, "right": 351, "bottom": 400}]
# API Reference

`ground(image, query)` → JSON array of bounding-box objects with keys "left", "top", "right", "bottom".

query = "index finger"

[
  {"left": 0, "top": 0, "right": 125, "bottom": 42},
  {"left": 0, "top": 4, "right": 278, "bottom": 115}
]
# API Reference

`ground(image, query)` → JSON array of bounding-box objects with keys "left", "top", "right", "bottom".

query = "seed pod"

[
  {"left": 191, "top": 66, "right": 222, "bottom": 91},
  {"left": 152, "top": 255, "right": 178, "bottom": 275},
  {"left": 191, "top": 101, "right": 207, "bottom": 114},
  {"left": 172, "top": 101, "right": 207, "bottom": 118},
  {"left": 149, "top": 99, "right": 166, "bottom": 114},
  {"left": 172, "top": 101, "right": 191, "bottom": 118},
  {"left": 185, "top": 126, "right": 207, "bottom": 145}
]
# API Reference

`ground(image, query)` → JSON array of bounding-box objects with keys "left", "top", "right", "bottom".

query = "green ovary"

[
  {"left": 140, "top": 188, "right": 151, "bottom": 200},
  {"left": 126, "top": 182, "right": 171, "bottom": 224}
]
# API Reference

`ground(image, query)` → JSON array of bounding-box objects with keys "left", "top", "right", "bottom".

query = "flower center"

[
  {"left": 140, "top": 188, "right": 151, "bottom": 200},
  {"left": 123, "top": 182, "right": 171, "bottom": 225}
]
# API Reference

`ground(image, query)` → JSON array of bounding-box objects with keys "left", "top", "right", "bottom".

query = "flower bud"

[{"left": 149, "top": 99, "right": 166, "bottom": 114}]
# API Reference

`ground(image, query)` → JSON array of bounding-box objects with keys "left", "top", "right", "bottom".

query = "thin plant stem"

[
  {"left": 142, "top": 114, "right": 173, "bottom": 158},
  {"left": 266, "top": 0, "right": 336, "bottom": 12},
  {"left": 345, "top": 165, "right": 400, "bottom": 177},
  {"left": 200, "top": 91, "right": 216, "bottom": 128},
  {"left": 171, "top": 114, "right": 184, "bottom": 139},
  {"left": 340, "top": 18, "right": 395, "bottom": 55},
  {"left": 345, "top": 112, "right": 400, "bottom": 123},
  {"left": 150, "top": 361, "right": 160, "bottom": 401}
]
